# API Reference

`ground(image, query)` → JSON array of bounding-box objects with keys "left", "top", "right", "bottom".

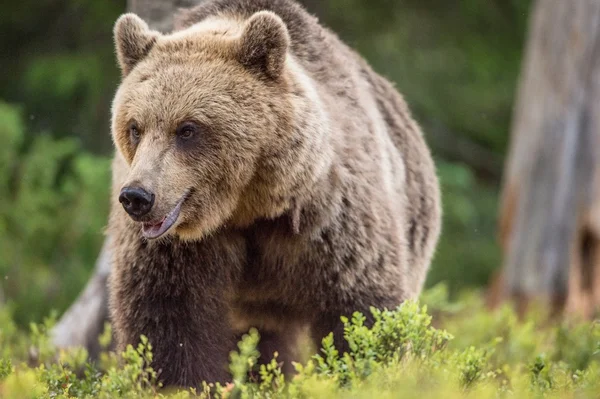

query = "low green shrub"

[{"left": 1, "top": 286, "right": 599, "bottom": 398}]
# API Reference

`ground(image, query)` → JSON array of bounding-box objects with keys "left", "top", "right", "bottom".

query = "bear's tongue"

[
  {"left": 141, "top": 217, "right": 167, "bottom": 239},
  {"left": 140, "top": 198, "right": 185, "bottom": 239}
]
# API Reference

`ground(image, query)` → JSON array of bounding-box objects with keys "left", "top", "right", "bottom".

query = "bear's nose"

[{"left": 119, "top": 186, "right": 155, "bottom": 217}]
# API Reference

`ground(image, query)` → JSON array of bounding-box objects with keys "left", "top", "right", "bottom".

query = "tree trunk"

[
  {"left": 51, "top": 239, "right": 112, "bottom": 357},
  {"left": 51, "top": 0, "right": 204, "bottom": 358},
  {"left": 127, "top": 0, "right": 203, "bottom": 33},
  {"left": 495, "top": 0, "right": 600, "bottom": 319}
]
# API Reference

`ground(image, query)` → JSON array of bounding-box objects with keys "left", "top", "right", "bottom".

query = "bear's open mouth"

[{"left": 141, "top": 192, "right": 188, "bottom": 239}]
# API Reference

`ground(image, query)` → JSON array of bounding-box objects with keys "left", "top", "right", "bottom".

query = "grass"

[{"left": 0, "top": 284, "right": 599, "bottom": 398}]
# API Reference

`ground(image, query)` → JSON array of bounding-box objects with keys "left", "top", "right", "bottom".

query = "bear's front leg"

[{"left": 108, "top": 231, "right": 245, "bottom": 389}]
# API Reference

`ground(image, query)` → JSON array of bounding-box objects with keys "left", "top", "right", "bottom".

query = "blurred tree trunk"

[
  {"left": 51, "top": 239, "right": 112, "bottom": 358},
  {"left": 51, "top": 0, "right": 204, "bottom": 359},
  {"left": 493, "top": 0, "right": 600, "bottom": 319},
  {"left": 127, "top": 0, "right": 203, "bottom": 33}
]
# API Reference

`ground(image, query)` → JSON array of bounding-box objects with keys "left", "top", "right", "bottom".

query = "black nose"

[{"left": 119, "top": 186, "right": 155, "bottom": 217}]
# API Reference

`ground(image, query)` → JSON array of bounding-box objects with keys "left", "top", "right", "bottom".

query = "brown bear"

[{"left": 107, "top": 0, "right": 441, "bottom": 388}]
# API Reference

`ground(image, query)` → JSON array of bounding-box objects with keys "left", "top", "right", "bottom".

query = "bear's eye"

[
  {"left": 176, "top": 122, "right": 199, "bottom": 140},
  {"left": 129, "top": 122, "right": 141, "bottom": 144}
]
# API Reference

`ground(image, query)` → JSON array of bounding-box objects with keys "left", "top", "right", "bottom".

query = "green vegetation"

[
  {"left": 0, "top": 102, "right": 110, "bottom": 325},
  {"left": 1, "top": 286, "right": 599, "bottom": 398}
]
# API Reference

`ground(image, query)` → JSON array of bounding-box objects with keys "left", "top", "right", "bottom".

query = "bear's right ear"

[{"left": 114, "top": 13, "right": 159, "bottom": 77}]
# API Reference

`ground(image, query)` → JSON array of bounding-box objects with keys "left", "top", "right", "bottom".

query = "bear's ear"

[
  {"left": 238, "top": 11, "right": 290, "bottom": 80},
  {"left": 114, "top": 13, "right": 159, "bottom": 77}
]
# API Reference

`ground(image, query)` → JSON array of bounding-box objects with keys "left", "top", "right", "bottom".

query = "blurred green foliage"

[
  {"left": 0, "top": 0, "right": 124, "bottom": 152},
  {"left": 0, "top": 0, "right": 532, "bottom": 324},
  {"left": 0, "top": 102, "right": 110, "bottom": 324}
]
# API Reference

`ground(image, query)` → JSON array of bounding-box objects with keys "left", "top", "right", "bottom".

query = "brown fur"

[{"left": 107, "top": 0, "right": 441, "bottom": 389}]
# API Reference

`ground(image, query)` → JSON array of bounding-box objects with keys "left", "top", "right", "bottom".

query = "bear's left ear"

[
  {"left": 238, "top": 11, "right": 290, "bottom": 80},
  {"left": 114, "top": 13, "right": 160, "bottom": 77}
]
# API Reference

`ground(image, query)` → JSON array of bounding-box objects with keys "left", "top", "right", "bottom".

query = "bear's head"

[{"left": 111, "top": 11, "right": 329, "bottom": 241}]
